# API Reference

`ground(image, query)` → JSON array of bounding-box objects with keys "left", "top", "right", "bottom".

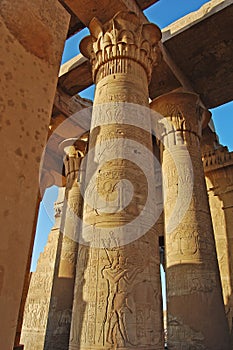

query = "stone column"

[
  {"left": 203, "top": 142, "right": 233, "bottom": 336},
  {"left": 69, "top": 11, "right": 164, "bottom": 350},
  {"left": 20, "top": 188, "right": 66, "bottom": 350},
  {"left": 0, "top": 2, "right": 70, "bottom": 348},
  {"left": 14, "top": 193, "right": 41, "bottom": 350},
  {"left": 150, "top": 92, "right": 230, "bottom": 349},
  {"left": 44, "top": 139, "right": 87, "bottom": 350}
]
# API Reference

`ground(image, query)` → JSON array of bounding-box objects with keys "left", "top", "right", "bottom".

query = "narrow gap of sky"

[{"left": 31, "top": 0, "right": 233, "bottom": 273}]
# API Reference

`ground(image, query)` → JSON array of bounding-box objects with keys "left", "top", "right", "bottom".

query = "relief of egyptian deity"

[{"left": 70, "top": 233, "right": 163, "bottom": 349}]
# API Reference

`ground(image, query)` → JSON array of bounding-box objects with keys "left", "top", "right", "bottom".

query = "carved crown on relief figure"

[{"left": 80, "top": 11, "right": 162, "bottom": 82}]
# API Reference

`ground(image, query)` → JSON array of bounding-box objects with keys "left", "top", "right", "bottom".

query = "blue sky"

[{"left": 32, "top": 0, "right": 233, "bottom": 283}]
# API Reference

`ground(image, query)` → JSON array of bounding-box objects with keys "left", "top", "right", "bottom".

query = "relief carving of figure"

[{"left": 100, "top": 251, "right": 142, "bottom": 347}]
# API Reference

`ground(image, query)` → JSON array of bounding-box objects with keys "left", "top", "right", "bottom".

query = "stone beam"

[
  {"left": 58, "top": 54, "right": 93, "bottom": 96},
  {"left": 57, "top": 51, "right": 183, "bottom": 99},
  {"left": 59, "top": 0, "right": 85, "bottom": 37},
  {"left": 162, "top": 0, "right": 233, "bottom": 108},
  {"left": 58, "top": 0, "right": 233, "bottom": 109},
  {"left": 58, "top": 55, "right": 93, "bottom": 96},
  {"left": 60, "top": 0, "right": 159, "bottom": 38},
  {"left": 53, "top": 87, "right": 92, "bottom": 117},
  {"left": 61, "top": 0, "right": 158, "bottom": 27}
]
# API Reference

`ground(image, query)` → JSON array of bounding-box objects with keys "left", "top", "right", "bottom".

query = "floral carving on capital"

[
  {"left": 80, "top": 11, "right": 162, "bottom": 83},
  {"left": 151, "top": 92, "right": 211, "bottom": 143}
]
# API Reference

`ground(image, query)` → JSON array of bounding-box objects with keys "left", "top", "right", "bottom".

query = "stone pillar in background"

[
  {"left": 14, "top": 194, "right": 41, "bottom": 350},
  {"left": 20, "top": 188, "right": 65, "bottom": 350},
  {"left": 69, "top": 11, "right": 164, "bottom": 350},
  {"left": 0, "top": 1, "right": 70, "bottom": 348},
  {"left": 44, "top": 139, "right": 87, "bottom": 350},
  {"left": 202, "top": 134, "right": 233, "bottom": 337},
  {"left": 21, "top": 139, "right": 86, "bottom": 350},
  {"left": 150, "top": 92, "right": 230, "bottom": 349}
]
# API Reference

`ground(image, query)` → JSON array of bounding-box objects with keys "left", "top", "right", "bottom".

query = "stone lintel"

[
  {"left": 162, "top": 0, "right": 232, "bottom": 41},
  {"left": 163, "top": 2, "right": 233, "bottom": 108},
  {"left": 61, "top": 0, "right": 153, "bottom": 27},
  {"left": 53, "top": 88, "right": 92, "bottom": 117},
  {"left": 58, "top": 1, "right": 233, "bottom": 109},
  {"left": 60, "top": 0, "right": 160, "bottom": 38}
]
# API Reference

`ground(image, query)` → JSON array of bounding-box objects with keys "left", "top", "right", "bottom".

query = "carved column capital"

[
  {"left": 151, "top": 91, "right": 230, "bottom": 349},
  {"left": 151, "top": 91, "right": 211, "bottom": 146},
  {"left": 59, "top": 138, "right": 87, "bottom": 188},
  {"left": 80, "top": 11, "right": 161, "bottom": 83}
]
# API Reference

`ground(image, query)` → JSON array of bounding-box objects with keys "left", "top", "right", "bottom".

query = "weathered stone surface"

[
  {"left": 43, "top": 140, "right": 86, "bottom": 350},
  {"left": 21, "top": 138, "right": 87, "bottom": 350},
  {"left": 60, "top": 0, "right": 159, "bottom": 38},
  {"left": 61, "top": 0, "right": 155, "bottom": 27},
  {"left": 162, "top": 0, "right": 233, "bottom": 108},
  {"left": 69, "top": 11, "right": 164, "bottom": 350},
  {"left": 202, "top": 129, "right": 233, "bottom": 342},
  {"left": 20, "top": 189, "right": 65, "bottom": 350},
  {"left": 14, "top": 195, "right": 41, "bottom": 348},
  {"left": 0, "top": 1, "right": 70, "bottom": 348},
  {"left": 150, "top": 92, "right": 230, "bottom": 349},
  {"left": 40, "top": 93, "right": 92, "bottom": 190}
]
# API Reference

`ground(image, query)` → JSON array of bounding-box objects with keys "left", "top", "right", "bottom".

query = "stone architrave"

[
  {"left": 69, "top": 11, "right": 164, "bottom": 350},
  {"left": 150, "top": 92, "right": 230, "bottom": 349}
]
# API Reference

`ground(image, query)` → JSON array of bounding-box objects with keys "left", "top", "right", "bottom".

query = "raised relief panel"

[{"left": 168, "top": 314, "right": 206, "bottom": 350}]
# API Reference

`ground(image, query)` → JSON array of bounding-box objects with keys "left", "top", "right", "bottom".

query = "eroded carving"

[{"left": 168, "top": 314, "right": 206, "bottom": 350}]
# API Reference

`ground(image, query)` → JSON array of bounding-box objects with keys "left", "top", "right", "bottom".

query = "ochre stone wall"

[{"left": 0, "top": 1, "right": 70, "bottom": 349}]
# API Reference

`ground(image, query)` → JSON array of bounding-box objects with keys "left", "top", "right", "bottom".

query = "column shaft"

[
  {"left": 204, "top": 152, "right": 233, "bottom": 337},
  {"left": 70, "top": 11, "right": 164, "bottom": 350},
  {"left": 44, "top": 140, "right": 86, "bottom": 350},
  {"left": 151, "top": 92, "right": 230, "bottom": 349}
]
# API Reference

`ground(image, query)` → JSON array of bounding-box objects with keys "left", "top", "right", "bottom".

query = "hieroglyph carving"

[
  {"left": 20, "top": 230, "right": 60, "bottom": 350},
  {"left": 150, "top": 92, "right": 230, "bottom": 349},
  {"left": 69, "top": 10, "right": 164, "bottom": 350},
  {"left": 70, "top": 237, "right": 163, "bottom": 349}
]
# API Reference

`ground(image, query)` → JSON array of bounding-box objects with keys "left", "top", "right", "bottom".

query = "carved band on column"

[
  {"left": 69, "top": 11, "right": 164, "bottom": 350},
  {"left": 151, "top": 91, "right": 230, "bottom": 350}
]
